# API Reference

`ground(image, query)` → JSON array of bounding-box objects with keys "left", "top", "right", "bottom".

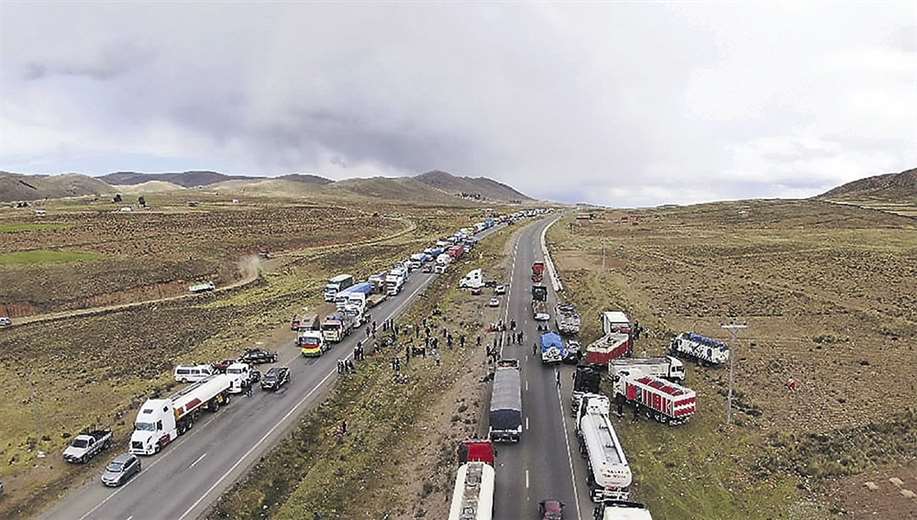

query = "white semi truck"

[
  {"left": 608, "top": 356, "right": 685, "bottom": 383},
  {"left": 576, "top": 394, "right": 632, "bottom": 502},
  {"left": 130, "top": 375, "right": 232, "bottom": 455}
]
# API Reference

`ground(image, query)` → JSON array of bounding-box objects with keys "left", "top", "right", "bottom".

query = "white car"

[
  {"left": 488, "top": 297, "right": 500, "bottom": 308},
  {"left": 0, "top": 316, "right": 11, "bottom": 328},
  {"left": 494, "top": 285, "right": 507, "bottom": 295}
]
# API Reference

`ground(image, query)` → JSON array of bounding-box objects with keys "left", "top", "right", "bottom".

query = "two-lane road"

[
  {"left": 493, "top": 216, "right": 595, "bottom": 520},
  {"left": 41, "top": 224, "right": 509, "bottom": 520}
]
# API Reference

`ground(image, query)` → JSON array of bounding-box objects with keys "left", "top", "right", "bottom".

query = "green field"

[
  {"left": 0, "top": 222, "right": 71, "bottom": 233},
  {"left": 0, "top": 249, "right": 100, "bottom": 265}
]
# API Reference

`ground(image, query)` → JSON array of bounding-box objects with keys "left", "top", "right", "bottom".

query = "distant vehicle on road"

[
  {"left": 0, "top": 316, "right": 11, "bottom": 328},
  {"left": 539, "top": 498, "right": 566, "bottom": 519},
  {"left": 63, "top": 429, "right": 112, "bottom": 464},
  {"left": 239, "top": 348, "right": 277, "bottom": 365},
  {"left": 173, "top": 364, "right": 215, "bottom": 383},
  {"left": 100, "top": 453, "right": 141, "bottom": 487},
  {"left": 189, "top": 281, "right": 215, "bottom": 293},
  {"left": 532, "top": 261, "right": 546, "bottom": 283},
  {"left": 422, "top": 264, "right": 433, "bottom": 273},
  {"left": 494, "top": 285, "right": 507, "bottom": 295},
  {"left": 261, "top": 367, "right": 291, "bottom": 392},
  {"left": 488, "top": 297, "right": 500, "bottom": 308}
]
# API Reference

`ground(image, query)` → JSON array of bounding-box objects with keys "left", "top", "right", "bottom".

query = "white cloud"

[{"left": 0, "top": 2, "right": 914, "bottom": 204}]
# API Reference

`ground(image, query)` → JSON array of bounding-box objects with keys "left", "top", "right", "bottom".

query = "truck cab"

[
  {"left": 225, "top": 362, "right": 254, "bottom": 393},
  {"left": 131, "top": 399, "right": 177, "bottom": 455},
  {"left": 299, "top": 330, "right": 326, "bottom": 357}
]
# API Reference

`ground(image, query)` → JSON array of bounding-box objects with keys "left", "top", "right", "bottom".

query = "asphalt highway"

[
  {"left": 40, "top": 223, "right": 510, "bottom": 520},
  {"left": 492, "top": 217, "right": 595, "bottom": 520}
]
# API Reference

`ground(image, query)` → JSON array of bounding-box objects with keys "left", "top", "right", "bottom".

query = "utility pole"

[
  {"left": 721, "top": 321, "right": 747, "bottom": 425},
  {"left": 602, "top": 245, "right": 606, "bottom": 271}
]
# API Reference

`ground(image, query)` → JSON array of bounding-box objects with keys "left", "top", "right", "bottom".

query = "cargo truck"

[
  {"left": 489, "top": 359, "right": 522, "bottom": 443},
  {"left": 130, "top": 375, "right": 232, "bottom": 455},
  {"left": 576, "top": 394, "right": 632, "bottom": 502},
  {"left": 540, "top": 332, "right": 564, "bottom": 364},
  {"left": 585, "top": 333, "right": 631, "bottom": 367},
  {"left": 448, "top": 440, "right": 495, "bottom": 520},
  {"left": 669, "top": 332, "right": 730, "bottom": 366},
  {"left": 555, "top": 303, "right": 582, "bottom": 336},
  {"left": 612, "top": 374, "right": 696, "bottom": 425},
  {"left": 571, "top": 366, "right": 602, "bottom": 415},
  {"left": 323, "top": 274, "right": 354, "bottom": 302},
  {"left": 320, "top": 313, "right": 354, "bottom": 343},
  {"left": 334, "top": 281, "right": 374, "bottom": 309},
  {"left": 385, "top": 272, "right": 405, "bottom": 296},
  {"left": 608, "top": 356, "right": 685, "bottom": 383},
  {"left": 532, "top": 261, "right": 545, "bottom": 282}
]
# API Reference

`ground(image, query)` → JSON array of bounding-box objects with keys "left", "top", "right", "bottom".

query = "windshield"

[
  {"left": 135, "top": 422, "right": 156, "bottom": 432},
  {"left": 106, "top": 462, "right": 124, "bottom": 472},
  {"left": 301, "top": 337, "right": 320, "bottom": 347},
  {"left": 71, "top": 439, "right": 89, "bottom": 448}
]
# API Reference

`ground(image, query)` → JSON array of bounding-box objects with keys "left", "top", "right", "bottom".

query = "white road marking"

[
  {"left": 177, "top": 272, "right": 436, "bottom": 520},
  {"left": 525, "top": 416, "right": 529, "bottom": 430},
  {"left": 525, "top": 469, "right": 530, "bottom": 489},
  {"left": 556, "top": 370, "right": 584, "bottom": 520},
  {"left": 525, "top": 379, "right": 529, "bottom": 392},
  {"left": 187, "top": 453, "right": 207, "bottom": 470}
]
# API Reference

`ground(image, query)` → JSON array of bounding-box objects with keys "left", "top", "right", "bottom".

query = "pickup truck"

[{"left": 63, "top": 429, "right": 112, "bottom": 463}]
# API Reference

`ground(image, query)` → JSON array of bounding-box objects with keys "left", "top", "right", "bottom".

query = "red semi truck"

[
  {"left": 531, "top": 261, "right": 545, "bottom": 283},
  {"left": 448, "top": 244, "right": 465, "bottom": 259},
  {"left": 613, "top": 374, "right": 696, "bottom": 425}
]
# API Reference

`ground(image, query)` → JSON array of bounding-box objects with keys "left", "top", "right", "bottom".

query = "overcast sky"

[{"left": 1, "top": 2, "right": 914, "bottom": 205}]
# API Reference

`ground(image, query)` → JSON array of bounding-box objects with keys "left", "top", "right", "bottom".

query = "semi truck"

[
  {"left": 532, "top": 261, "right": 545, "bottom": 282},
  {"left": 556, "top": 303, "right": 582, "bottom": 335},
  {"left": 448, "top": 244, "right": 465, "bottom": 259},
  {"left": 608, "top": 357, "right": 685, "bottom": 383},
  {"left": 540, "top": 332, "right": 564, "bottom": 364},
  {"left": 571, "top": 366, "right": 602, "bottom": 415},
  {"left": 531, "top": 284, "right": 550, "bottom": 321},
  {"left": 334, "top": 282, "right": 374, "bottom": 309},
  {"left": 576, "top": 394, "right": 632, "bottom": 502},
  {"left": 460, "top": 268, "right": 484, "bottom": 289},
  {"left": 593, "top": 501, "right": 654, "bottom": 520},
  {"left": 130, "top": 375, "right": 232, "bottom": 455},
  {"left": 385, "top": 271, "right": 405, "bottom": 296},
  {"left": 669, "top": 332, "right": 730, "bottom": 366},
  {"left": 323, "top": 274, "right": 354, "bottom": 302},
  {"left": 489, "top": 359, "right": 522, "bottom": 443},
  {"left": 612, "top": 374, "right": 696, "bottom": 425},
  {"left": 321, "top": 313, "right": 355, "bottom": 343},
  {"left": 448, "top": 440, "right": 495, "bottom": 520}
]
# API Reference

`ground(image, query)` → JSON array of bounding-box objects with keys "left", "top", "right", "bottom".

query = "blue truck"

[{"left": 540, "top": 332, "right": 564, "bottom": 364}]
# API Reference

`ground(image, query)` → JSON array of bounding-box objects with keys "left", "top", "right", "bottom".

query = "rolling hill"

[
  {"left": 98, "top": 171, "right": 257, "bottom": 188},
  {"left": 414, "top": 170, "right": 531, "bottom": 201},
  {"left": 0, "top": 172, "right": 113, "bottom": 202},
  {"left": 818, "top": 167, "right": 916, "bottom": 202}
]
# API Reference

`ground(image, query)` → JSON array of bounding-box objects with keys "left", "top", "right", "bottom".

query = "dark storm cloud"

[{"left": 1, "top": 2, "right": 915, "bottom": 205}]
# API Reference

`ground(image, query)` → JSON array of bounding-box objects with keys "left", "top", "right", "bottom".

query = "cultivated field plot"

[
  {"left": 549, "top": 200, "right": 917, "bottom": 519},
  {"left": 0, "top": 195, "right": 402, "bottom": 315},
  {"left": 0, "top": 194, "right": 480, "bottom": 518}
]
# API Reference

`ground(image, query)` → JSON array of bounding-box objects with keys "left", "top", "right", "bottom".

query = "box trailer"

[
  {"left": 613, "top": 374, "right": 696, "bottom": 425},
  {"left": 489, "top": 359, "right": 522, "bottom": 443},
  {"left": 585, "top": 333, "right": 632, "bottom": 367}
]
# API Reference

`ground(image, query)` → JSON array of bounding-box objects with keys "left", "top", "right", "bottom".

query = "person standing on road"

[
  {"left": 533, "top": 342, "right": 538, "bottom": 356},
  {"left": 245, "top": 381, "right": 253, "bottom": 397}
]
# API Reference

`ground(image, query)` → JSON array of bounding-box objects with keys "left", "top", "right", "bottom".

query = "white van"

[
  {"left": 173, "top": 364, "right": 215, "bottom": 383},
  {"left": 459, "top": 268, "right": 484, "bottom": 289}
]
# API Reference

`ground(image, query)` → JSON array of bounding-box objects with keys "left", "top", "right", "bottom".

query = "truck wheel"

[
  {"left": 103, "top": 440, "right": 111, "bottom": 450},
  {"left": 80, "top": 455, "right": 86, "bottom": 464}
]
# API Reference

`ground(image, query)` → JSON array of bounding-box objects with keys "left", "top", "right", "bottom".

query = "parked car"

[
  {"left": 0, "top": 316, "right": 11, "bottom": 328},
  {"left": 470, "top": 286, "right": 483, "bottom": 296},
  {"left": 173, "top": 364, "right": 215, "bottom": 383},
  {"left": 538, "top": 499, "right": 565, "bottom": 520},
  {"left": 189, "top": 281, "right": 216, "bottom": 293},
  {"left": 488, "top": 297, "right": 500, "bottom": 308},
  {"left": 261, "top": 367, "right": 291, "bottom": 391},
  {"left": 494, "top": 285, "right": 507, "bottom": 295},
  {"left": 63, "top": 429, "right": 112, "bottom": 463},
  {"left": 100, "top": 453, "right": 141, "bottom": 487},
  {"left": 212, "top": 358, "right": 237, "bottom": 373},
  {"left": 240, "top": 348, "right": 278, "bottom": 365},
  {"left": 421, "top": 264, "right": 433, "bottom": 273}
]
